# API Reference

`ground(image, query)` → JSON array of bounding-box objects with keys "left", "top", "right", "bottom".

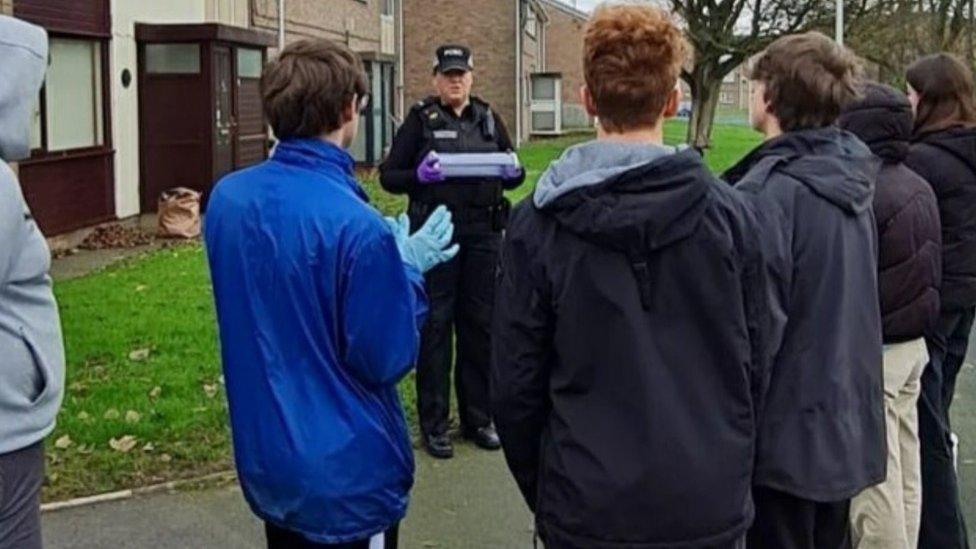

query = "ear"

[
  {"left": 580, "top": 85, "right": 598, "bottom": 117},
  {"left": 662, "top": 86, "right": 681, "bottom": 118},
  {"left": 341, "top": 96, "right": 357, "bottom": 125}
]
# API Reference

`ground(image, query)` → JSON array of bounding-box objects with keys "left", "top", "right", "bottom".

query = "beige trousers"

[{"left": 851, "top": 338, "right": 928, "bottom": 549}]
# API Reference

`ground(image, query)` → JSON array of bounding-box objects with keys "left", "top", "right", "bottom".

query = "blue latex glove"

[
  {"left": 385, "top": 205, "right": 459, "bottom": 273},
  {"left": 417, "top": 151, "right": 446, "bottom": 184}
]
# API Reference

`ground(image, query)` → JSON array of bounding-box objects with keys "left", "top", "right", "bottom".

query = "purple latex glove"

[
  {"left": 501, "top": 164, "right": 524, "bottom": 181},
  {"left": 417, "top": 151, "right": 446, "bottom": 184}
]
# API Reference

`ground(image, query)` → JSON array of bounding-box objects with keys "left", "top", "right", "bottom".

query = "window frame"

[{"left": 29, "top": 33, "right": 113, "bottom": 160}]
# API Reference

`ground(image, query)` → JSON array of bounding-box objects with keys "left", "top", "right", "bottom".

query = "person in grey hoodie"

[{"left": 0, "top": 15, "right": 65, "bottom": 549}]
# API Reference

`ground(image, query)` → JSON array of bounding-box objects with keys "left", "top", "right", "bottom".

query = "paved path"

[{"left": 42, "top": 443, "right": 535, "bottom": 549}]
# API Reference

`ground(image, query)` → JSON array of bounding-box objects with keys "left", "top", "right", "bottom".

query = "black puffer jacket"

[
  {"left": 906, "top": 125, "right": 976, "bottom": 312},
  {"left": 724, "top": 127, "right": 885, "bottom": 502},
  {"left": 492, "top": 145, "right": 771, "bottom": 548},
  {"left": 838, "top": 83, "right": 942, "bottom": 342}
]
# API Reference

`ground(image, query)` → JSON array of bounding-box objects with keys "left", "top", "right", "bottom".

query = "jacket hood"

[
  {"left": 541, "top": 148, "right": 711, "bottom": 254},
  {"left": 914, "top": 125, "right": 976, "bottom": 176},
  {"left": 0, "top": 16, "right": 47, "bottom": 162},
  {"left": 726, "top": 127, "right": 879, "bottom": 214},
  {"left": 838, "top": 83, "right": 913, "bottom": 162},
  {"left": 533, "top": 139, "right": 678, "bottom": 208}
]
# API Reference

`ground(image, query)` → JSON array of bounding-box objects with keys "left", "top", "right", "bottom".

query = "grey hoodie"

[
  {"left": 533, "top": 139, "right": 677, "bottom": 208},
  {"left": 0, "top": 15, "right": 65, "bottom": 454}
]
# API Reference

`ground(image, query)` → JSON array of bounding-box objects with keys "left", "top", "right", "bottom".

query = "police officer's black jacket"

[
  {"left": 379, "top": 96, "right": 524, "bottom": 212},
  {"left": 492, "top": 147, "right": 772, "bottom": 548},
  {"left": 724, "top": 126, "right": 886, "bottom": 502},
  {"left": 905, "top": 125, "right": 976, "bottom": 312},
  {"left": 838, "top": 84, "right": 942, "bottom": 343}
]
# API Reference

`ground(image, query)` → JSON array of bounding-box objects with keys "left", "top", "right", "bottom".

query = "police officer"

[{"left": 380, "top": 45, "right": 525, "bottom": 459}]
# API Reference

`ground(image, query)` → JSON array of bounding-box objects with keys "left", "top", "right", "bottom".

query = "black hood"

[
  {"left": 914, "top": 125, "right": 976, "bottom": 175},
  {"left": 838, "top": 83, "right": 913, "bottom": 162},
  {"left": 725, "top": 126, "right": 879, "bottom": 214},
  {"left": 541, "top": 149, "right": 711, "bottom": 253}
]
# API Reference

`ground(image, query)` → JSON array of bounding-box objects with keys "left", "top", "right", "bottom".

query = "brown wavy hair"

[
  {"left": 261, "top": 39, "right": 368, "bottom": 139},
  {"left": 907, "top": 53, "right": 976, "bottom": 136},
  {"left": 747, "top": 32, "right": 861, "bottom": 132},
  {"left": 583, "top": 4, "right": 687, "bottom": 132}
]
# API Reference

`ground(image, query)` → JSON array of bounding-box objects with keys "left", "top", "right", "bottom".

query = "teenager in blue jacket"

[{"left": 205, "top": 39, "right": 458, "bottom": 549}]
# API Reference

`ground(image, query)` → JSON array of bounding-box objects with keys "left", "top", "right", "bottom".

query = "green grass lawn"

[{"left": 44, "top": 122, "right": 761, "bottom": 501}]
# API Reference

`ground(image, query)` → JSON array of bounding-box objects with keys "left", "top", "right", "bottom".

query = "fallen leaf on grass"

[
  {"left": 128, "top": 348, "right": 151, "bottom": 361},
  {"left": 109, "top": 435, "right": 138, "bottom": 453},
  {"left": 142, "top": 442, "right": 155, "bottom": 452},
  {"left": 77, "top": 411, "right": 90, "bottom": 421},
  {"left": 149, "top": 386, "right": 162, "bottom": 399},
  {"left": 135, "top": 285, "right": 148, "bottom": 292},
  {"left": 54, "top": 435, "right": 72, "bottom": 449},
  {"left": 160, "top": 453, "right": 173, "bottom": 463},
  {"left": 77, "top": 444, "right": 94, "bottom": 455},
  {"left": 68, "top": 381, "right": 87, "bottom": 393},
  {"left": 203, "top": 384, "right": 218, "bottom": 398},
  {"left": 103, "top": 408, "right": 120, "bottom": 420},
  {"left": 192, "top": 406, "right": 209, "bottom": 413},
  {"left": 125, "top": 410, "right": 141, "bottom": 424}
]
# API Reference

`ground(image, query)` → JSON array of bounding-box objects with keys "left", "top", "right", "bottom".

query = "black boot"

[
  {"left": 423, "top": 432, "right": 454, "bottom": 459},
  {"left": 463, "top": 424, "right": 501, "bottom": 451}
]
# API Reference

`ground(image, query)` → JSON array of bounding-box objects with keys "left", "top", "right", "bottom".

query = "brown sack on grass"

[{"left": 158, "top": 187, "right": 201, "bottom": 239}]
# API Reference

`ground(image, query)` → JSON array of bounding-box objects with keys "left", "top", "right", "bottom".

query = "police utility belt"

[{"left": 409, "top": 200, "right": 511, "bottom": 232}]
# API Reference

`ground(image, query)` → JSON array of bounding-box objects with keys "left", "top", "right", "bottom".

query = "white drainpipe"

[
  {"left": 278, "top": 0, "right": 286, "bottom": 51},
  {"left": 397, "top": 0, "right": 405, "bottom": 121},
  {"left": 515, "top": 0, "right": 522, "bottom": 146}
]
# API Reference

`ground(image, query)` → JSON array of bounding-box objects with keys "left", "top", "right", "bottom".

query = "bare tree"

[
  {"left": 845, "top": 0, "right": 972, "bottom": 84},
  {"left": 670, "top": 0, "right": 836, "bottom": 147},
  {"left": 669, "top": 0, "right": 895, "bottom": 147}
]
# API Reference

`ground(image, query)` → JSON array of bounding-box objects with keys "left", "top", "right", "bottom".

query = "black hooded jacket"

[
  {"left": 838, "top": 84, "right": 942, "bottom": 343},
  {"left": 492, "top": 146, "right": 772, "bottom": 548},
  {"left": 905, "top": 125, "right": 976, "bottom": 312},
  {"left": 724, "top": 127, "right": 886, "bottom": 502}
]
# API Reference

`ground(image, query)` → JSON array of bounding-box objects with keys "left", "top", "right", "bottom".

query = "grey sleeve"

[{"left": 0, "top": 165, "right": 26, "bottom": 284}]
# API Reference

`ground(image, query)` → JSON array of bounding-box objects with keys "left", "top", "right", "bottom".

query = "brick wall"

[
  {"left": 0, "top": 0, "right": 12, "bottom": 15},
  {"left": 402, "top": 0, "right": 517, "bottom": 139},
  {"left": 252, "top": 0, "right": 383, "bottom": 56},
  {"left": 542, "top": 0, "right": 589, "bottom": 128}
]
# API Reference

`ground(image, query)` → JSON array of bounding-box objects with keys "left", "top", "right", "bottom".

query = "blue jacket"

[{"left": 204, "top": 138, "right": 427, "bottom": 543}]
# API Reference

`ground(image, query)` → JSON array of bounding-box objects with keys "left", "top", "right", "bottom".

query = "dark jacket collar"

[
  {"left": 544, "top": 148, "right": 712, "bottom": 253},
  {"left": 724, "top": 126, "right": 879, "bottom": 214}
]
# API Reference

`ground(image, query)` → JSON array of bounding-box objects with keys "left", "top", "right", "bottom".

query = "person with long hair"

[{"left": 904, "top": 52, "right": 976, "bottom": 549}]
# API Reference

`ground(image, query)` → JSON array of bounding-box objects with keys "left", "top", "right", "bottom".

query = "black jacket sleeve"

[
  {"left": 493, "top": 111, "right": 527, "bottom": 190},
  {"left": 379, "top": 110, "right": 424, "bottom": 195},
  {"left": 490, "top": 211, "right": 552, "bottom": 511}
]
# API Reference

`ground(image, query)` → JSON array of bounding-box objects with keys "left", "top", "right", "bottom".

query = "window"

[
  {"left": 381, "top": 0, "right": 394, "bottom": 16},
  {"left": 237, "top": 48, "right": 263, "bottom": 79},
  {"left": 146, "top": 43, "right": 201, "bottom": 74},
  {"left": 31, "top": 38, "right": 106, "bottom": 153},
  {"left": 720, "top": 92, "right": 733, "bottom": 105},
  {"left": 532, "top": 112, "right": 556, "bottom": 131},
  {"left": 532, "top": 76, "right": 556, "bottom": 101}
]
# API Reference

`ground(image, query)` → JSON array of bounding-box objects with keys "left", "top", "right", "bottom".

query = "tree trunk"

[{"left": 686, "top": 71, "right": 723, "bottom": 150}]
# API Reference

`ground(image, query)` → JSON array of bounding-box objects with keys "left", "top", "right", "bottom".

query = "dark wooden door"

[{"left": 213, "top": 46, "right": 235, "bottom": 181}]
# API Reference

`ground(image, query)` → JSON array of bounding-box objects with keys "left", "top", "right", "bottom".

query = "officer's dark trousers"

[
  {"left": 417, "top": 230, "right": 501, "bottom": 437},
  {"left": 918, "top": 306, "right": 974, "bottom": 549},
  {"left": 747, "top": 487, "right": 851, "bottom": 549}
]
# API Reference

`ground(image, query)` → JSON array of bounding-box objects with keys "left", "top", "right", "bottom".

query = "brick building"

[
  {"left": 251, "top": 0, "right": 401, "bottom": 165},
  {"left": 402, "top": 0, "right": 591, "bottom": 146}
]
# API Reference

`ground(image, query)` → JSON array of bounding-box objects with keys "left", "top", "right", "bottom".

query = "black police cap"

[{"left": 434, "top": 45, "right": 473, "bottom": 74}]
